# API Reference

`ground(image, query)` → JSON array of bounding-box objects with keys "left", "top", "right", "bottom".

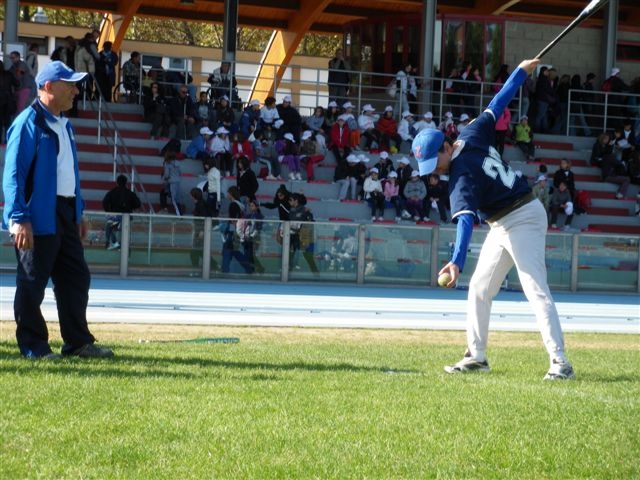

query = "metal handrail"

[{"left": 80, "top": 81, "right": 156, "bottom": 214}]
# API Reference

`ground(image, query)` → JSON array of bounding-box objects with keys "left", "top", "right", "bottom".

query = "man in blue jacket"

[{"left": 2, "top": 61, "right": 114, "bottom": 359}]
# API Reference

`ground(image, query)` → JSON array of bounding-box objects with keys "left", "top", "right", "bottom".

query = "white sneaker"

[
  {"left": 377, "top": 216, "right": 384, "bottom": 221},
  {"left": 288, "top": 172, "right": 295, "bottom": 180},
  {"left": 401, "top": 210, "right": 411, "bottom": 219},
  {"left": 544, "top": 359, "right": 575, "bottom": 380},
  {"left": 295, "top": 172, "right": 302, "bottom": 180},
  {"left": 395, "top": 216, "right": 401, "bottom": 223},
  {"left": 266, "top": 174, "right": 276, "bottom": 180},
  {"left": 364, "top": 261, "right": 376, "bottom": 276},
  {"left": 107, "top": 242, "right": 120, "bottom": 250},
  {"left": 444, "top": 353, "right": 490, "bottom": 374},
  {"left": 371, "top": 216, "right": 377, "bottom": 222},
  {"left": 413, "top": 216, "right": 420, "bottom": 222}
]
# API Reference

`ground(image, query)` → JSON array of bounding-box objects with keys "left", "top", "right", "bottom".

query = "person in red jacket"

[
  {"left": 231, "top": 132, "right": 254, "bottom": 164},
  {"left": 375, "top": 106, "right": 402, "bottom": 152},
  {"left": 330, "top": 114, "right": 351, "bottom": 164}
]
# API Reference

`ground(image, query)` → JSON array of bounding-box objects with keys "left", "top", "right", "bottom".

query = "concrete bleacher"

[{"left": 62, "top": 102, "right": 639, "bottom": 234}]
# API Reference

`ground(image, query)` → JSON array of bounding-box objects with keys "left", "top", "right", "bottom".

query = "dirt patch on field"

[{"left": 0, "top": 321, "right": 636, "bottom": 350}]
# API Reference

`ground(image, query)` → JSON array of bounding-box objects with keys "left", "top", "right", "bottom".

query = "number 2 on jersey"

[{"left": 482, "top": 147, "right": 516, "bottom": 188}]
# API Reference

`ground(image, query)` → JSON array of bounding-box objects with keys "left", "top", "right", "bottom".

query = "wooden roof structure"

[{"left": 22, "top": 0, "right": 639, "bottom": 35}]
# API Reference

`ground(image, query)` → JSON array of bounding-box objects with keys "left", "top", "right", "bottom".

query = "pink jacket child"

[
  {"left": 383, "top": 172, "right": 403, "bottom": 221},
  {"left": 494, "top": 107, "right": 512, "bottom": 155}
]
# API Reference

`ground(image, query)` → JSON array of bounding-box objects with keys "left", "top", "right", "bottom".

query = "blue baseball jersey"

[{"left": 448, "top": 69, "right": 531, "bottom": 222}]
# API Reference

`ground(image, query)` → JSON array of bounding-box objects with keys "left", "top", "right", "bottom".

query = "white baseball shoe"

[
  {"left": 544, "top": 359, "right": 575, "bottom": 380},
  {"left": 444, "top": 352, "right": 490, "bottom": 374}
]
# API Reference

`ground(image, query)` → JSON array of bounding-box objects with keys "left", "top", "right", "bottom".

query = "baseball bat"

[{"left": 534, "top": 0, "right": 609, "bottom": 59}]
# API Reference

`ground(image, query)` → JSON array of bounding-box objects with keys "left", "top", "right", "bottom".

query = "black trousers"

[{"left": 13, "top": 197, "right": 95, "bottom": 357}]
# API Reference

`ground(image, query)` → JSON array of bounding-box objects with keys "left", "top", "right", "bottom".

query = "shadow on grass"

[{"left": 0, "top": 342, "right": 413, "bottom": 378}]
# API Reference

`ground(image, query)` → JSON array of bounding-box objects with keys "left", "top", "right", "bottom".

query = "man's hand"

[
  {"left": 518, "top": 59, "right": 541, "bottom": 76},
  {"left": 438, "top": 261, "right": 460, "bottom": 288},
  {"left": 10, "top": 222, "right": 34, "bottom": 250}
]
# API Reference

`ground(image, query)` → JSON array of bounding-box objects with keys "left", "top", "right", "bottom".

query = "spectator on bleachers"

[
  {"left": 277, "top": 132, "right": 303, "bottom": 180},
  {"left": 403, "top": 170, "right": 427, "bottom": 221},
  {"left": 533, "top": 66, "right": 555, "bottom": 133},
  {"left": 532, "top": 174, "right": 550, "bottom": 210},
  {"left": 194, "top": 91, "right": 216, "bottom": 130},
  {"left": 520, "top": 71, "right": 534, "bottom": 119},
  {"left": 74, "top": 32, "right": 99, "bottom": 99},
  {"left": 253, "top": 129, "right": 280, "bottom": 179},
  {"left": 414, "top": 111, "right": 436, "bottom": 133},
  {"left": 189, "top": 187, "right": 213, "bottom": 271},
  {"left": 211, "top": 126, "right": 233, "bottom": 176},
  {"left": 259, "top": 96, "right": 280, "bottom": 139},
  {"left": 376, "top": 106, "right": 403, "bottom": 152},
  {"left": 328, "top": 48, "right": 351, "bottom": 107},
  {"left": 335, "top": 154, "right": 358, "bottom": 200},
  {"left": 590, "top": 132, "right": 613, "bottom": 168},
  {"left": 144, "top": 82, "right": 171, "bottom": 139},
  {"left": 208, "top": 61, "right": 239, "bottom": 105},
  {"left": 601, "top": 145, "right": 631, "bottom": 199},
  {"left": 602, "top": 68, "right": 629, "bottom": 129},
  {"left": 514, "top": 115, "right": 535, "bottom": 161},
  {"left": 60, "top": 35, "right": 77, "bottom": 69},
  {"left": 548, "top": 180, "right": 574, "bottom": 229},
  {"left": 231, "top": 131, "right": 254, "bottom": 166},
  {"left": 456, "top": 113, "right": 471, "bottom": 136},
  {"left": 323, "top": 100, "right": 340, "bottom": 137},
  {"left": 552, "top": 73, "right": 571, "bottom": 134},
  {"left": 341, "top": 101, "right": 360, "bottom": 150},
  {"left": 25, "top": 43, "right": 39, "bottom": 76},
  {"left": 356, "top": 155, "right": 370, "bottom": 197},
  {"left": 203, "top": 157, "right": 221, "bottom": 217},
  {"left": 221, "top": 186, "right": 254, "bottom": 274},
  {"left": 330, "top": 114, "right": 351, "bottom": 165},
  {"left": 611, "top": 127, "right": 633, "bottom": 164},
  {"left": 187, "top": 126, "right": 214, "bottom": 161},
  {"left": 277, "top": 95, "right": 302, "bottom": 141},
  {"left": 161, "top": 150, "right": 182, "bottom": 215},
  {"left": 363, "top": 167, "right": 385, "bottom": 221},
  {"left": 299, "top": 130, "right": 324, "bottom": 181},
  {"left": 96, "top": 41, "right": 118, "bottom": 102},
  {"left": 304, "top": 106, "right": 327, "bottom": 150},
  {"left": 102, "top": 174, "right": 141, "bottom": 250},
  {"left": 261, "top": 184, "right": 291, "bottom": 220},
  {"left": 495, "top": 108, "right": 511, "bottom": 156},
  {"left": 0, "top": 60, "right": 18, "bottom": 144},
  {"left": 425, "top": 173, "right": 448, "bottom": 224},
  {"left": 8, "top": 51, "right": 36, "bottom": 114},
  {"left": 214, "top": 95, "right": 237, "bottom": 136},
  {"left": 288, "top": 193, "right": 319, "bottom": 274},
  {"left": 621, "top": 119, "right": 637, "bottom": 159},
  {"left": 239, "top": 99, "right": 261, "bottom": 139},
  {"left": 239, "top": 198, "right": 266, "bottom": 274},
  {"left": 384, "top": 171, "right": 403, "bottom": 222},
  {"left": 358, "top": 104, "right": 381, "bottom": 150},
  {"left": 372, "top": 151, "right": 394, "bottom": 180},
  {"left": 398, "top": 110, "right": 415, "bottom": 144},
  {"left": 168, "top": 85, "right": 197, "bottom": 140},
  {"left": 438, "top": 111, "right": 457, "bottom": 139},
  {"left": 236, "top": 155, "right": 259, "bottom": 203},
  {"left": 395, "top": 156, "right": 413, "bottom": 211},
  {"left": 121, "top": 51, "right": 144, "bottom": 102},
  {"left": 492, "top": 63, "right": 510, "bottom": 93},
  {"left": 569, "top": 74, "right": 592, "bottom": 137},
  {"left": 552, "top": 158, "right": 576, "bottom": 200}
]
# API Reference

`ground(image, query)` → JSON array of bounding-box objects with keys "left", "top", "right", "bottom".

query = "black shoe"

[
  {"left": 36, "top": 352, "right": 63, "bottom": 360},
  {"left": 64, "top": 343, "right": 114, "bottom": 358}
]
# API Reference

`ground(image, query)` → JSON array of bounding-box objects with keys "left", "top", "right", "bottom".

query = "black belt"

[
  {"left": 56, "top": 195, "right": 76, "bottom": 206},
  {"left": 486, "top": 192, "right": 536, "bottom": 224}
]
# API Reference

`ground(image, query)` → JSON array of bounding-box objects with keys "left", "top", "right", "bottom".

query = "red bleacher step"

[
  {"left": 587, "top": 206, "right": 631, "bottom": 216},
  {"left": 78, "top": 143, "right": 159, "bottom": 156},
  {"left": 586, "top": 224, "right": 640, "bottom": 235},
  {"left": 79, "top": 161, "right": 161, "bottom": 175},
  {"left": 534, "top": 157, "right": 589, "bottom": 167},
  {"left": 535, "top": 140, "right": 573, "bottom": 151},
  {"left": 78, "top": 110, "right": 144, "bottom": 122},
  {"left": 75, "top": 126, "right": 151, "bottom": 139}
]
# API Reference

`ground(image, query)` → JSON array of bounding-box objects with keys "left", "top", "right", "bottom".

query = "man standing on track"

[
  {"left": 2, "top": 61, "right": 114, "bottom": 359},
  {"left": 412, "top": 58, "right": 574, "bottom": 380}
]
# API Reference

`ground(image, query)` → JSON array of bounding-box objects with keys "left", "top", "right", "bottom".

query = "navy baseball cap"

[
  {"left": 412, "top": 128, "right": 444, "bottom": 176},
  {"left": 36, "top": 61, "right": 88, "bottom": 89}
]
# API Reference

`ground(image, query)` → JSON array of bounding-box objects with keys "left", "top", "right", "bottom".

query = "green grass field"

[{"left": 1, "top": 323, "right": 638, "bottom": 479}]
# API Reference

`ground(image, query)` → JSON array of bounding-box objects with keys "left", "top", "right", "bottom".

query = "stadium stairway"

[{"left": 47, "top": 102, "right": 639, "bottom": 234}]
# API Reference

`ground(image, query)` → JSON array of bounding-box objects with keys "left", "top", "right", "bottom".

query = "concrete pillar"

[
  {"left": 3, "top": 0, "right": 20, "bottom": 57},
  {"left": 223, "top": 0, "right": 238, "bottom": 63},
  {"left": 420, "top": 0, "right": 437, "bottom": 112},
  {"left": 602, "top": 0, "right": 618, "bottom": 81}
]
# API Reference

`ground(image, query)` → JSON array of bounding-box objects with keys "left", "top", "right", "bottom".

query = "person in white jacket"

[
  {"left": 414, "top": 112, "right": 437, "bottom": 133},
  {"left": 398, "top": 110, "right": 415, "bottom": 142},
  {"left": 363, "top": 167, "right": 385, "bottom": 221},
  {"left": 357, "top": 104, "right": 380, "bottom": 150}
]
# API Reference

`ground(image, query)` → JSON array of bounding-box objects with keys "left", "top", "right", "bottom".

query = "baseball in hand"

[{"left": 438, "top": 272, "right": 452, "bottom": 288}]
